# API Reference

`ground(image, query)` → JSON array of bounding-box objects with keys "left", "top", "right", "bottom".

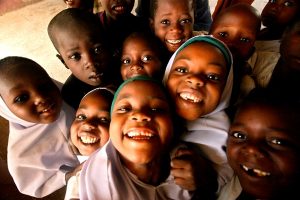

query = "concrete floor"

[{"left": 0, "top": 0, "right": 267, "bottom": 199}]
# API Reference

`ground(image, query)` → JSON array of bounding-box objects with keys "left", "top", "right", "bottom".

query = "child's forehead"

[
  {"left": 156, "top": 0, "right": 194, "bottom": 10},
  {"left": 120, "top": 80, "right": 163, "bottom": 94},
  {"left": 114, "top": 80, "right": 167, "bottom": 103},
  {"left": 178, "top": 41, "right": 223, "bottom": 55}
]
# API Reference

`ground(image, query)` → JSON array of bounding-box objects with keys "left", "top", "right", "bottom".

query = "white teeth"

[
  {"left": 242, "top": 165, "right": 270, "bottom": 177},
  {"left": 126, "top": 130, "right": 154, "bottom": 138},
  {"left": 180, "top": 93, "right": 201, "bottom": 103},
  {"left": 80, "top": 136, "right": 99, "bottom": 144},
  {"left": 167, "top": 39, "right": 182, "bottom": 44},
  {"left": 253, "top": 168, "right": 271, "bottom": 177},
  {"left": 242, "top": 165, "right": 249, "bottom": 171},
  {"left": 42, "top": 108, "right": 49, "bottom": 112}
]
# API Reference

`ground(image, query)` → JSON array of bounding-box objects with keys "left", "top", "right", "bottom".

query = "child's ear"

[{"left": 56, "top": 54, "right": 69, "bottom": 69}]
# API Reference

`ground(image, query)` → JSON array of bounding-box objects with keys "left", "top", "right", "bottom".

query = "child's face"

[
  {"left": 210, "top": 10, "right": 258, "bottom": 61},
  {"left": 166, "top": 42, "right": 227, "bottom": 120},
  {"left": 120, "top": 36, "right": 162, "bottom": 80},
  {"left": 261, "top": 0, "right": 300, "bottom": 29},
  {"left": 280, "top": 24, "right": 300, "bottom": 72},
  {"left": 70, "top": 91, "right": 110, "bottom": 156},
  {"left": 100, "top": 0, "right": 134, "bottom": 20},
  {"left": 55, "top": 27, "right": 111, "bottom": 86},
  {"left": 151, "top": 0, "right": 194, "bottom": 53},
  {"left": 0, "top": 67, "right": 62, "bottom": 124},
  {"left": 110, "top": 80, "right": 173, "bottom": 165},
  {"left": 227, "top": 103, "right": 300, "bottom": 199}
]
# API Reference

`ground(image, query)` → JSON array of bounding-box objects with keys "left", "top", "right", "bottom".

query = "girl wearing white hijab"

[
  {"left": 0, "top": 56, "right": 79, "bottom": 198},
  {"left": 163, "top": 35, "right": 234, "bottom": 192}
]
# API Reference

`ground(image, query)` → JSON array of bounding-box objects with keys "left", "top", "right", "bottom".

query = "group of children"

[{"left": 1, "top": 0, "right": 300, "bottom": 199}]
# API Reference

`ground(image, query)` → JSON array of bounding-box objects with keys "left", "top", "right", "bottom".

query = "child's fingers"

[
  {"left": 174, "top": 148, "right": 194, "bottom": 157},
  {"left": 172, "top": 175, "right": 196, "bottom": 191},
  {"left": 170, "top": 158, "right": 193, "bottom": 169}
]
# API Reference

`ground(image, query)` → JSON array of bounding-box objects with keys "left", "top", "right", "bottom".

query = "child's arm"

[{"left": 171, "top": 146, "right": 218, "bottom": 199}]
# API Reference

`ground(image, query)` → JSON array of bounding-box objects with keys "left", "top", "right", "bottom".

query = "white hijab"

[
  {"left": 163, "top": 35, "right": 234, "bottom": 186},
  {"left": 0, "top": 82, "right": 79, "bottom": 198}
]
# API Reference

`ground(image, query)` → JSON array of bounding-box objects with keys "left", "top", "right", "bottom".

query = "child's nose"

[
  {"left": 130, "top": 62, "right": 143, "bottom": 71},
  {"left": 82, "top": 121, "right": 96, "bottom": 131},
  {"left": 130, "top": 110, "right": 151, "bottom": 122},
  {"left": 242, "top": 142, "right": 265, "bottom": 159},
  {"left": 33, "top": 94, "right": 46, "bottom": 106},
  {"left": 83, "top": 54, "right": 96, "bottom": 70},
  {"left": 170, "top": 23, "right": 183, "bottom": 32},
  {"left": 186, "top": 75, "right": 205, "bottom": 88}
]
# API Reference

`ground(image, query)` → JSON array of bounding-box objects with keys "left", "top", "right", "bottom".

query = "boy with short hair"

[{"left": 48, "top": 8, "right": 120, "bottom": 109}]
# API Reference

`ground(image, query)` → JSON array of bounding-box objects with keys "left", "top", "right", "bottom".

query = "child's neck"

[
  {"left": 258, "top": 27, "right": 284, "bottom": 40},
  {"left": 122, "top": 155, "right": 170, "bottom": 185}
]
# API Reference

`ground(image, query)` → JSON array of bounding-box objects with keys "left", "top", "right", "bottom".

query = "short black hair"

[
  {"left": 0, "top": 56, "right": 50, "bottom": 82},
  {"left": 149, "top": 0, "right": 195, "bottom": 19},
  {"left": 236, "top": 87, "right": 300, "bottom": 124},
  {"left": 47, "top": 8, "right": 105, "bottom": 52}
]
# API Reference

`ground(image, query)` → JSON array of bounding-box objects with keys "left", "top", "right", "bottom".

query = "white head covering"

[
  {"left": 163, "top": 35, "right": 233, "bottom": 117},
  {"left": 0, "top": 81, "right": 79, "bottom": 198},
  {"left": 163, "top": 35, "right": 234, "bottom": 186}
]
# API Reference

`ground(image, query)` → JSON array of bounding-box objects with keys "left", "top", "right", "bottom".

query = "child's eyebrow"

[{"left": 175, "top": 54, "right": 226, "bottom": 69}]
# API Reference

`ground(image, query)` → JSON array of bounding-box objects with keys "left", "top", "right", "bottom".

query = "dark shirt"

[{"left": 61, "top": 74, "right": 99, "bottom": 110}]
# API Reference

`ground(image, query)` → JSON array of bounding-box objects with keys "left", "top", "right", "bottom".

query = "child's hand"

[
  {"left": 171, "top": 146, "right": 218, "bottom": 199},
  {"left": 171, "top": 148, "right": 197, "bottom": 191}
]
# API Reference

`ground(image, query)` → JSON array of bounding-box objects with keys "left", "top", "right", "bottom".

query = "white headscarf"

[
  {"left": 0, "top": 81, "right": 79, "bottom": 198},
  {"left": 163, "top": 35, "right": 234, "bottom": 187}
]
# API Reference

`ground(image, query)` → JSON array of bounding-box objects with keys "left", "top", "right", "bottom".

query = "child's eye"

[
  {"left": 14, "top": 94, "right": 29, "bottom": 104},
  {"left": 99, "top": 117, "right": 110, "bottom": 124},
  {"left": 76, "top": 114, "right": 87, "bottom": 120},
  {"left": 94, "top": 46, "right": 103, "bottom": 54},
  {"left": 240, "top": 38, "right": 250, "bottom": 43},
  {"left": 230, "top": 131, "right": 247, "bottom": 140},
  {"left": 175, "top": 67, "right": 188, "bottom": 73},
  {"left": 151, "top": 107, "right": 168, "bottom": 114},
  {"left": 269, "top": 138, "right": 283, "bottom": 145},
  {"left": 116, "top": 106, "right": 131, "bottom": 113},
  {"left": 180, "top": 18, "right": 192, "bottom": 25},
  {"left": 284, "top": 1, "right": 294, "bottom": 7},
  {"left": 142, "top": 55, "right": 152, "bottom": 62},
  {"left": 70, "top": 53, "right": 81, "bottom": 61},
  {"left": 218, "top": 32, "right": 228, "bottom": 38},
  {"left": 206, "top": 74, "right": 221, "bottom": 82},
  {"left": 160, "top": 19, "right": 170, "bottom": 25},
  {"left": 122, "top": 58, "right": 130, "bottom": 64}
]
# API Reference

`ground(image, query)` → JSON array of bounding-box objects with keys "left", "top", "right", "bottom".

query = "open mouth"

[
  {"left": 241, "top": 165, "right": 271, "bottom": 177},
  {"left": 112, "top": 4, "right": 127, "bottom": 14},
  {"left": 39, "top": 103, "right": 55, "bottom": 114},
  {"left": 166, "top": 39, "right": 183, "bottom": 45},
  {"left": 179, "top": 92, "right": 202, "bottom": 103},
  {"left": 79, "top": 135, "right": 99, "bottom": 144},
  {"left": 125, "top": 130, "right": 155, "bottom": 140}
]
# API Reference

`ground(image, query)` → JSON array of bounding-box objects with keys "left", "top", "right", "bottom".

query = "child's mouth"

[
  {"left": 241, "top": 164, "right": 271, "bottom": 177},
  {"left": 166, "top": 39, "right": 183, "bottom": 45},
  {"left": 125, "top": 130, "right": 155, "bottom": 140},
  {"left": 79, "top": 135, "right": 100, "bottom": 144},
  {"left": 179, "top": 92, "right": 202, "bottom": 103}
]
